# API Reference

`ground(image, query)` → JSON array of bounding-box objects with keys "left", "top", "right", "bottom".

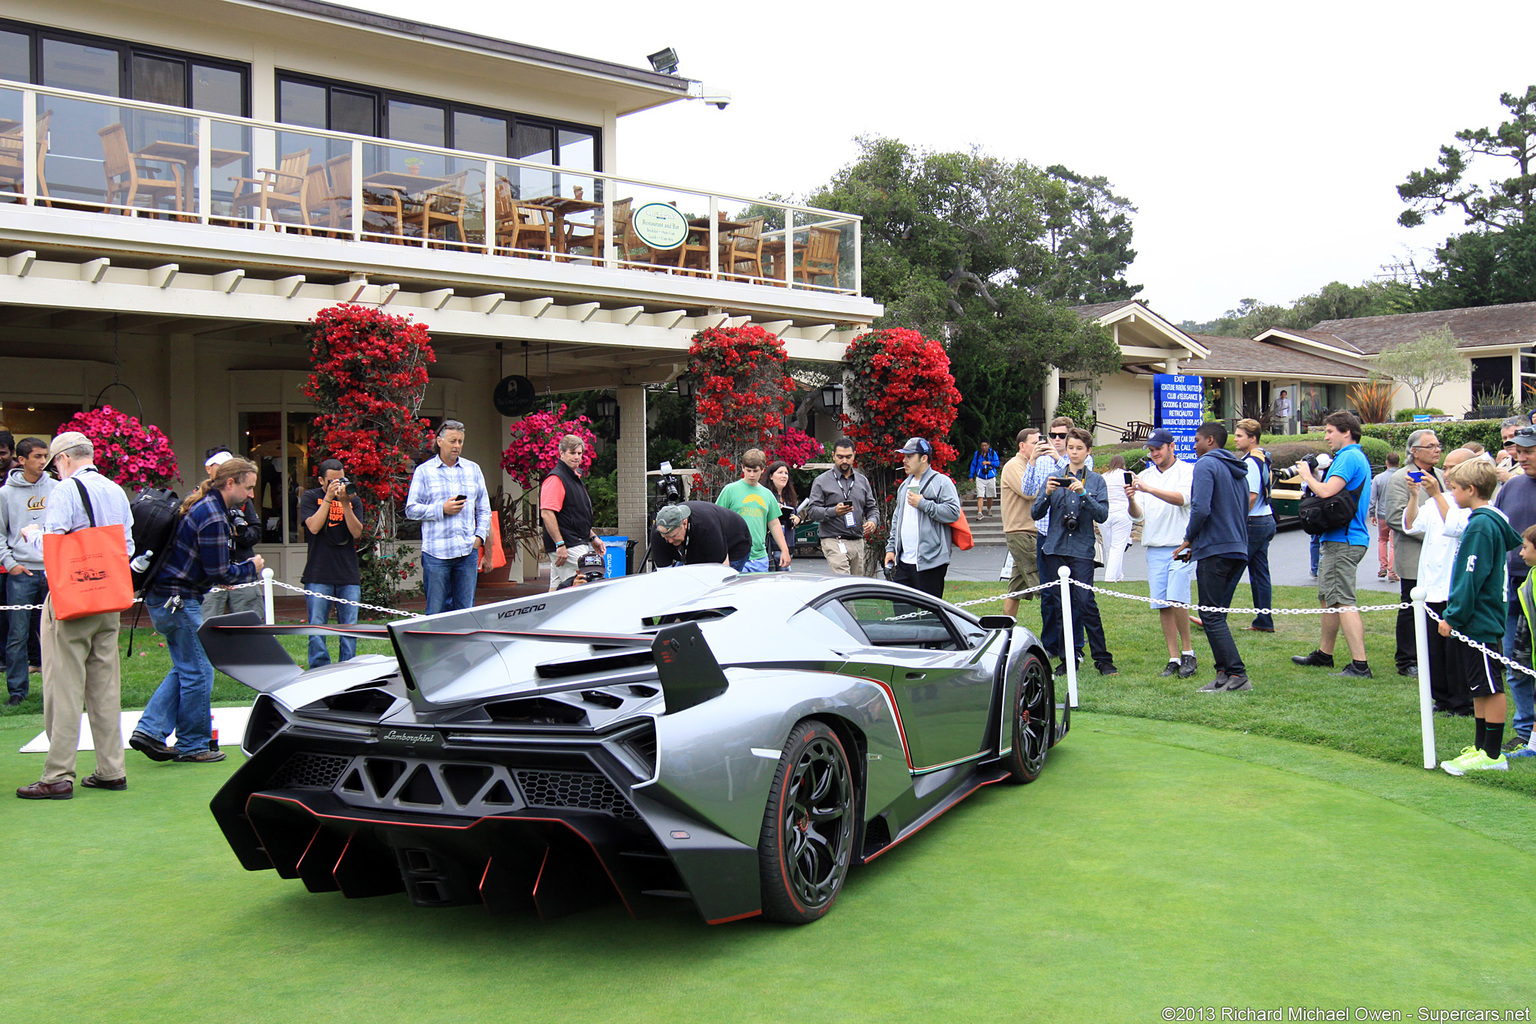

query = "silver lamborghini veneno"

[{"left": 204, "top": 566, "right": 1067, "bottom": 925}]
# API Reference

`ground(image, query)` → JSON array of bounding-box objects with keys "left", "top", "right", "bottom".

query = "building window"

[
  {"left": 240, "top": 411, "right": 315, "bottom": 545},
  {"left": 275, "top": 71, "right": 599, "bottom": 180},
  {"left": 1472, "top": 356, "right": 1514, "bottom": 406}
]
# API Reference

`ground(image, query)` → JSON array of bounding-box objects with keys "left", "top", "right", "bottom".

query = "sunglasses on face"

[{"left": 1050, "top": 432, "right": 1067, "bottom": 439}]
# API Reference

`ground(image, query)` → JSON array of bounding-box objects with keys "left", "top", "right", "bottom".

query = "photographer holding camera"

[
  {"left": 1031, "top": 427, "right": 1116, "bottom": 676},
  {"left": 202, "top": 447, "right": 263, "bottom": 619},
  {"left": 300, "top": 459, "right": 364, "bottom": 669},
  {"left": 1291, "top": 411, "right": 1374, "bottom": 678}
]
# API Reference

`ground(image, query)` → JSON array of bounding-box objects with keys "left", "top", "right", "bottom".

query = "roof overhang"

[{"left": 1086, "top": 301, "right": 1209, "bottom": 365}]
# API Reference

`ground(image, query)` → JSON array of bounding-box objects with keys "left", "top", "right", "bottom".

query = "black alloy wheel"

[
  {"left": 757, "top": 718, "right": 855, "bottom": 924},
  {"left": 1002, "top": 652, "right": 1053, "bottom": 783}
]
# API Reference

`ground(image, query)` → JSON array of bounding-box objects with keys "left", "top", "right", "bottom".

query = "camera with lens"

[
  {"left": 654, "top": 460, "right": 684, "bottom": 505},
  {"left": 556, "top": 550, "right": 607, "bottom": 590},
  {"left": 1275, "top": 451, "right": 1332, "bottom": 482},
  {"left": 1057, "top": 469, "right": 1081, "bottom": 532}
]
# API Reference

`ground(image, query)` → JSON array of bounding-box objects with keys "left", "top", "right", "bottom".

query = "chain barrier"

[
  {"left": 1423, "top": 605, "right": 1536, "bottom": 680},
  {"left": 264, "top": 579, "right": 411, "bottom": 618},
  {"left": 1062, "top": 577, "right": 1413, "bottom": 617}
]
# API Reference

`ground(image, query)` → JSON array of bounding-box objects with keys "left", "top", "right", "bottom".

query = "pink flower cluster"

[
  {"left": 500, "top": 404, "right": 598, "bottom": 490},
  {"left": 58, "top": 405, "right": 179, "bottom": 489}
]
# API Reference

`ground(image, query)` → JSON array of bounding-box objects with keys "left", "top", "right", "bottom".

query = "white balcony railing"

[{"left": 0, "top": 80, "right": 861, "bottom": 295}]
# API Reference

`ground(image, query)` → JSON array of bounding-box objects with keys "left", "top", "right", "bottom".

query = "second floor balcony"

[{"left": 0, "top": 80, "right": 870, "bottom": 321}]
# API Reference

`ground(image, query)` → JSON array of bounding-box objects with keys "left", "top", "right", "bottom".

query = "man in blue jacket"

[
  {"left": 1174, "top": 421, "right": 1251, "bottom": 692},
  {"left": 969, "top": 440, "right": 1000, "bottom": 521},
  {"left": 1291, "top": 411, "right": 1374, "bottom": 678}
]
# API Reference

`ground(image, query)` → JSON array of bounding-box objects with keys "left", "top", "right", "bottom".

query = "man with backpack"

[
  {"left": 969, "top": 440, "right": 1001, "bottom": 520},
  {"left": 1234, "top": 419, "right": 1277, "bottom": 633},
  {"left": 200, "top": 448, "right": 263, "bottom": 619},
  {"left": 1382, "top": 431, "right": 1444, "bottom": 679},
  {"left": 129, "top": 458, "right": 264, "bottom": 766},
  {"left": 1291, "top": 411, "right": 1374, "bottom": 678}
]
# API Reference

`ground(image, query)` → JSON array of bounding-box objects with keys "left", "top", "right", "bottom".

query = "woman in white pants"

[{"left": 1101, "top": 455, "right": 1135, "bottom": 582}]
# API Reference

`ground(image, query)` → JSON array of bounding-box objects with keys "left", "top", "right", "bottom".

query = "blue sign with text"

[{"left": 1153, "top": 373, "right": 1203, "bottom": 462}]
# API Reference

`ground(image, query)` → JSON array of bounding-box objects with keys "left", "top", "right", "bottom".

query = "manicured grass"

[
  {"left": 3, "top": 712, "right": 1532, "bottom": 1020},
  {"left": 946, "top": 579, "right": 1536, "bottom": 796}
]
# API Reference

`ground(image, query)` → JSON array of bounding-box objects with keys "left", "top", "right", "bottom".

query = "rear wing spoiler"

[{"left": 199, "top": 613, "right": 727, "bottom": 714}]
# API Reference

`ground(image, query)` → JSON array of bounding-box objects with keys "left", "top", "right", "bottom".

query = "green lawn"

[{"left": 946, "top": 579, "right": 1536, "bottom": 796}]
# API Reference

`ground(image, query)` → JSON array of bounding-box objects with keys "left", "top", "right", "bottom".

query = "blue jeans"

[
  {"left": 1039, "top": 552, "right": 1111, "bottom": 667},
  {"left": 6, "top": 570, "right": 46, "bottom": 699},
  {"left": 1245, "top": 514, "right": 1276, "bottom": 630},
  {"left": 1309, "top": 533, "right": 1321, "bottom": 576},
  {"left": 422, "top": 551, "right": 477, "bottom": 615},
  {"left": 138, "top": 595, "right": 214, "bottom": 754},
  {"left": 306, "top": 583, "right": 360, "bottom": 668}
]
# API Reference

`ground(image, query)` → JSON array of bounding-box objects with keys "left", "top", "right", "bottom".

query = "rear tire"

[
  {"left": 1001, "top": 652, "right": 1053, "bottom": 784},
  {"left": 757, "top": 719, "right": 855, "bottom": 924}
]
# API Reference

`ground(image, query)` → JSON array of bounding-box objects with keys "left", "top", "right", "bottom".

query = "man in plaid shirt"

[{"left": 406, "top": 420, "right": 491, "bottom": 614}]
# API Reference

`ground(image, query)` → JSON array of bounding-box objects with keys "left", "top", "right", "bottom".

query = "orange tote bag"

[
  {"left": 42, "top": 478, "right": 135, "bottom": 620},
  {"left": 478, "top": 511, "right": 507, "bottom": 571},
  {"left": 951, "top": 508, "right": 975, "bottom": 551}
]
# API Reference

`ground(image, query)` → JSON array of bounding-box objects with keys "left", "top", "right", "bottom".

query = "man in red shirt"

[{"left": 540, "top": 434, "right": 606, "bottom": 591}]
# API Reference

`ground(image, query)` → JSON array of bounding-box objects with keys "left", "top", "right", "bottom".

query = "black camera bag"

[{"left": 1297, "top": 481, "right": 1364, "bottom": 536}]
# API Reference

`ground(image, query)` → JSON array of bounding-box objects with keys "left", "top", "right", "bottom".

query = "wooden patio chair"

[
  {"left": 421, "top": 170, "right": 469, "bottom": 249},
  {"left": 323, "top": 153, "right": 404, "bottom": 242},
  {"left": 493, "top": 177, "right": 552, "bottom": 258},
  {"left": 229, "top": 147, "right": 311, "bottom": 231},
  {"left": 793, "top": 226, "right": 841, "bottom": 287},
  {"left": 724, "top": 215, "right": 765, "bottom": 280},
  {"left": 0, "top": 110, "right": 51, "bottom": 206},
  {"left": 564, "top": 197, "right": 639, "bottom": 264},
  {"left": 98, "top": 122, "right": 182, "bottom": 215}
]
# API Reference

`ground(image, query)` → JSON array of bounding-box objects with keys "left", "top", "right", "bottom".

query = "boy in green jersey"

[
  {"left": 1438, "top": 459, "right": 1522, "bottom": 774},
  {"left": 715, "top": 449, "right": 790, "bottom": 573}
]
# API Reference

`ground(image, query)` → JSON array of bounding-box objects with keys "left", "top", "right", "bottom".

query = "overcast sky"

[{"left": 371, "top": 0, "right": 1536, "bottom": 323}]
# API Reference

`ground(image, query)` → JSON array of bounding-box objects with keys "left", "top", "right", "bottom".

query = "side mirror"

[{"left": 978, "top": 614, "right": 1015, "bottom": 631}]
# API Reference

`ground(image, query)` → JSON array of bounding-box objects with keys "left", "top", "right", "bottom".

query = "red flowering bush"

[
  {"left": 842, "top": 328, "right": 960, "bottom": 473},
  {"left": 58, "top": 405, "right": 179, "bottom": 489},
  {"left": 686, "top": 325, "right": 797, "bottom": 493},
  {"left": 842, "top": 328, "right": 961, "bottom": 550},
  {"left": 501, "top": 405, "right": 598, "bottom": 489},
  {"left": 303, "top": 304, "right": 435, "bottom": 608}
]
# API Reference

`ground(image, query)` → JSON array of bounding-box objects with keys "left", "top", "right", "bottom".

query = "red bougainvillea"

[
  {"left": 58, "top": 404, "right": 179, "bottom": 489},
  {"left": 501, "top": 404, "right": 598, "bottom": 490},
  {"left": 302, "top": 304, "right": 435, "bottom": 605},
  {"left": 842, "top": 328, "right": 960, "bottom": 475},
  {"left": 766, "top": 427, "right": 823, "bottom": 468},
  {"left": 685, "top": 325, "right": 797, "bottom": 493},
  {"left": 302, "top": 303, "right": 435, "bottom": 514}
]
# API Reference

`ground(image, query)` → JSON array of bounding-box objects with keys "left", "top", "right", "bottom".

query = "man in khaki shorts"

[
  {"left": 804, "top": 438, "right": 880, "bottom": 576},
  {"left": 1000, "top": 426, "right": 1054, "bottom": 618}
]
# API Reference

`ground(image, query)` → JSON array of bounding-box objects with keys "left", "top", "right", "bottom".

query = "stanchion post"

[
  {"left": 1058, "top": 564, "right": 1077, "bottom": 708},
  {"left": 1411, "top": 585, "right": 1436, "bottom": 769},
  {"left": 262, "top": 567, "right": 275, "bottom": 626}
]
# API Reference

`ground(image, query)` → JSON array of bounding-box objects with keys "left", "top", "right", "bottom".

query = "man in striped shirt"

[{"left": 406, "top": 420, "right": 491, "bottom": 615}]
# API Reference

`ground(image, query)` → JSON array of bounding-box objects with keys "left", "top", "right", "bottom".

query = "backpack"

[
  {"left": 1245, "top": 450, "right": 1273, "bottom": 508},
  {"left": 128, "top": 487, "right": 182, "bottom": 595}
]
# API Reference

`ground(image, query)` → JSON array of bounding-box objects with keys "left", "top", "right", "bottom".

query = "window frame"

[
  {"left": 0, "top": 17, "right": 250, "bottom": 116},
  {"left": 273, "top": 69, "right": 601, "bottom": 171}
]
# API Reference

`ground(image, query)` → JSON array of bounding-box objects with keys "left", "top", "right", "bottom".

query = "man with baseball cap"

[
  {"left": 883, "top": 437, "right": 961, "bottom": 598},
  {"left": 201, "top": 446, "right": 263, "bottom": 619},
  {"left": 650, "top": 501, "right": 752, "bottom": 570},
  {"left": 1130, "top": 428, "right": 1198, "bottom": 679},
  {"left": 16, "top": 431, "right": 135, "bottom": 799}
]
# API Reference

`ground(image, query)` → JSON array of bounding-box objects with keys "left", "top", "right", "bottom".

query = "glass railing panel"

[
  {"left": 40, "top": 93, "right": 197, "bottom": 215},
  {"left": 210, "top": 122, "right": 332, "bottom": 234},
  {"left": 606, "top": 181, "right": 730, "bottom": 278},
  {"left": 792, "top": 213, "right": 857, "bottom": 293},
  {"left": 0, "top": 86, "right": 23, "bottom": 203}
]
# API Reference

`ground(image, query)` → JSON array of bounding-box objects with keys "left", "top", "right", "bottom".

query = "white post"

[
  {"left": 1411, "top": 585, "right": 1436, "bottom": 769},
  {"left": 262, "top": 568, "right": 275, "bottom": 626},
  {"left": 1057, "top": 564, "right": 1077, "bottom": 708}
]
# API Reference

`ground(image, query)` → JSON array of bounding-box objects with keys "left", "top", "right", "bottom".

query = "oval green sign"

[{"left": 632, "top": 202, "right": 690, "bottom": 250}]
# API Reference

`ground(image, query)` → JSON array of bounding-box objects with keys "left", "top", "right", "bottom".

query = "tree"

[
  {"left": 805, "top": 137, "right": 1138, "bottom": 452},
  {"left": 1396, "top": 86, "right": 1536, "bottom": 310},
  {"left": 1398, "top": 86, "right": 1536, "bottom": 231},
  {"left": 684, "top": 325, "right": 796, "bottom": 494},
  {"left": 1371, "top": 327, "right": 1469, "bottom": 408}
]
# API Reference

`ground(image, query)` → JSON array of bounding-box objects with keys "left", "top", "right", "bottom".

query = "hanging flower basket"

[{"left": 57, "top": 404, "right": 179, "bottom": 490}]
